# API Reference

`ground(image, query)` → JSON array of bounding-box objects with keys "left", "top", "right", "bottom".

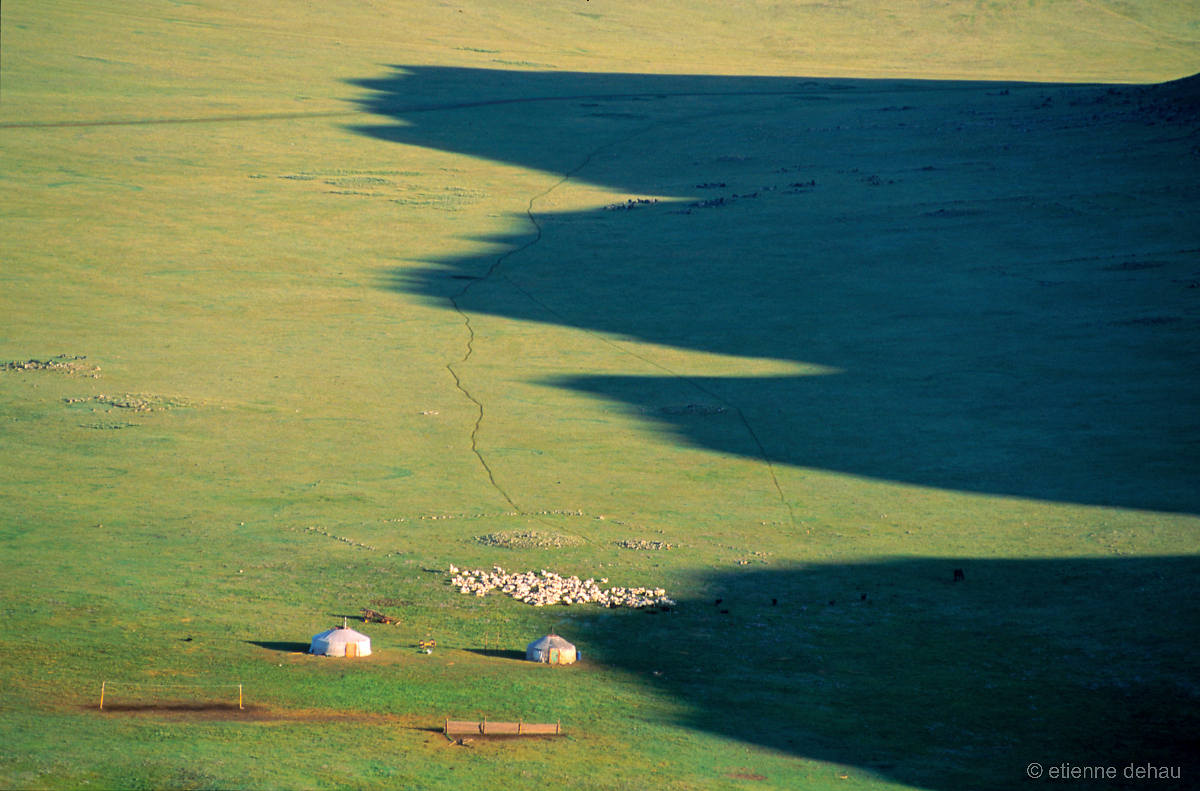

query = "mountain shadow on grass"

[
  {"left": 352, "top": 66, "right": 1200, "bottom": 514},
  {"left": 587, "top": 555, "right": 1200, "bottom": 790}
]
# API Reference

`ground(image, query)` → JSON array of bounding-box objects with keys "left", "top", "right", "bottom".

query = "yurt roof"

[
  {"left": 313, "top": 626, "right": 370, "bottom": 644},
  {"left": 528, "top": 633, "right": 575, "bottom": 650}
]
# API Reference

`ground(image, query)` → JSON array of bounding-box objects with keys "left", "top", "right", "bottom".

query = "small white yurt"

[
  {"left": 526, "top": 633, "right": 577, "bottom": 665},
  {"left": 310, "top": 621, "right": 372, "bottom": 658}
]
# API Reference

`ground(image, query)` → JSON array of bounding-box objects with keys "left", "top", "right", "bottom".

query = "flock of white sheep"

[{"left": 448, "top": 565, "right": 675, "bottom": 609}]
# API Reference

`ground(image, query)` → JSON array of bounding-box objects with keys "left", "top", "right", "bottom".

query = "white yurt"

[
  {"left": 526, "top": 633, "right": 577, "bottom": 665},
  {"left": 310, "top": 622, "right": 372, "bottom": 658}
]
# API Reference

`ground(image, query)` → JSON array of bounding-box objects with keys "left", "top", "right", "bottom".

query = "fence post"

[
  {"left": 99, "top": 681, "right": 105, "bottom": 711},
  {"left": 238, "top": 684, "right": 243, "bottom": 710}
]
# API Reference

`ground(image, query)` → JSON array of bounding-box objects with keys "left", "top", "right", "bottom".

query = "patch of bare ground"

[{"left": 87, "top": 702, "right": 429, "bottom": 726}]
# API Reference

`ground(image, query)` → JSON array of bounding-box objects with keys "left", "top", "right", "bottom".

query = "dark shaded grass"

[
  {"left": 363, "top": 67, "right": 1200, "bottom": 515},
  {"left": 585, "top": 555, "right": 1200, "bottom": 790}
]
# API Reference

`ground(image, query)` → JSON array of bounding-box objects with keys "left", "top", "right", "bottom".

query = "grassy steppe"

[{"left": 2, "top": 1, "right": 1198, "bottom": 789}]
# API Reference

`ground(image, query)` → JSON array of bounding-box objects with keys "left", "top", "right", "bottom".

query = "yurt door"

[
  {"left": 549, "top": 648, "right": 559, "bottom": 664},
  {"left": 346, "top": 643, "right": 359, "bottom": 658}
]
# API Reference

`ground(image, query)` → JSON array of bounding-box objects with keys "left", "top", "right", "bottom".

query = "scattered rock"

[
  {"left": 78, "top": 421, "right": 137, "bottom": 430},
  {"left": 66, "top": 393, "right": 196, "bottom": 412},
  {"left": 616, "top": 539, "right": 674, "bottom": 551},
  {"left": 3, "top": 355, "right": 100, "bottom": 377},
  {"left": 303, "top": 526, "right": 376, "bottom": 551},
  {"left": 473, "top": 530, "right": 584, "bottom": 549}
]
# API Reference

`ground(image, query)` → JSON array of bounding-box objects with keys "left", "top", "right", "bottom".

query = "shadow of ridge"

[
  {"left": 346, "top": 65, "right": 1198, "bottom": 193},
  {"left": 587, "top": 555, "right": 1200, "bottom": 791},
  {"left": 546, "top": 370, "right": 1200, "bottom": 514},
  {"left": 357, "top": 64, "right": 1200, "bottom": 514},
  {"left": 246, "top": 640, "right": 311, "bottom": 653},
  {"left": 346, "top": 65, "right": 1093, "bottom": 193}
]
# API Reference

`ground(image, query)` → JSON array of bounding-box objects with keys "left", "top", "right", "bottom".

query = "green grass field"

[{"left": 2, "top": 1, "right": 1198, "bottom": 789}]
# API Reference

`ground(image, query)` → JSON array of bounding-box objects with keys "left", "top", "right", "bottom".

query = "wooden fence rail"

[{"left": 444, "top": 718, "right": 562, "bottom": 737}]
